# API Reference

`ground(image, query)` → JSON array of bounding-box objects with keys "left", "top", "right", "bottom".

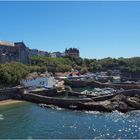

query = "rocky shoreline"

[
  {"left": 0, "top": 86, "right": 140, "bottom": 113},
  {"left": 78, "top": 89, "right": 140, "bottom": 113},
  {"left": 24, "top": 88, "right": 140, "bottom": 113}
]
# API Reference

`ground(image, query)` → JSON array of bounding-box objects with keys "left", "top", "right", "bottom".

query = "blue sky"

[{"left": 0, "top": 1, "right": 140, "bottom": 59}]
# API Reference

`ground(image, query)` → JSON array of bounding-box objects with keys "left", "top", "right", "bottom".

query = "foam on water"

[
  {"left": 55, "top": 106, "right": 64, "bottom": 111},
  {"left": 83, "top": 111, "right": 101, "bottom": 114},
  {"left": 0, "top": 114, "right": 4, "bottom": 120}
]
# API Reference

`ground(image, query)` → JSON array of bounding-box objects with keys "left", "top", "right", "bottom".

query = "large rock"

[
  {"left": 77, "top": 101, "right": 112, "bottom": 112},
  {"left": 126, "top": 97, "right": 140, "bottom": 109}
]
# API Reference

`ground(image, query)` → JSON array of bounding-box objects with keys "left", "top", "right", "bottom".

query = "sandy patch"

[{"left": 0, "top": 99, "right": 24, "bottom": 106}]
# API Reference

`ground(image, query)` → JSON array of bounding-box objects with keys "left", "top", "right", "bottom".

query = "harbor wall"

[
  {"left": 31, "top": 88, "right": 64, "bottom": 97},
  {"left": 21, "top": 92, "right": 92, "bottom": 108},
  {"left": 0, "top": 87, "right": 23, "bottom": 101},
  {"left": 67, "top": 80, "right": 140, "bottom": 89}
]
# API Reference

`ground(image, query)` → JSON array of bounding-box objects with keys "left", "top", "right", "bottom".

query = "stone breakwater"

[
  {"left": 21, "top": 88, "right": 140, "bottom": 113},
  {"left": 66, "top": 80, "right": 140, "bottom": 89},
  {"left": 0, "top": 86, "right": 140, "bottom": 113}
]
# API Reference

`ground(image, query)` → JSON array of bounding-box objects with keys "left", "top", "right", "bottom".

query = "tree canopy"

[
  {"left": 0, "top": 62, "right": 29, "bottom": 85},
  {"left": 0, "top": 56, "right": 140, "bottom": 86},
  {"left": 30, "top": 56, "right": 140, "bottom": 74}
]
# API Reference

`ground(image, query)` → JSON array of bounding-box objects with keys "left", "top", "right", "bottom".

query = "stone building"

[
  {"left": 0, "top": 41, "right": 29, "bottom": 64},
  {"left": 49, "top": 52, "right": 65, "bottom": 58},
  {"left": 65, "top": 48, "right": 80, "bottom": 57},
  {"left": 29, "top": 49, "right": 49, "bottom": 57}
]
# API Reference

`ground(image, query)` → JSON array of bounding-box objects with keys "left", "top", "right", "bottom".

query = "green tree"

[
  {"left": 57, "top": 64, "right": 72, "bottom": 72},
  {"left": 0, "top": 62, "right": 29, "bottom": 85}
]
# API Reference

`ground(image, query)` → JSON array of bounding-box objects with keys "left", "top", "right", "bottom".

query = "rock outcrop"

[{"left": 88, "top": 89, "right": 140, "bottom": 112}]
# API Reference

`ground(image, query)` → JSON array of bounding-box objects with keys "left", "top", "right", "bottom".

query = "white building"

[
  {"left": 49, "top": 52, "right": 65, "bottom": 58},
  {"left": 20, "top": 77, "right": 56, "bottom": 88}
]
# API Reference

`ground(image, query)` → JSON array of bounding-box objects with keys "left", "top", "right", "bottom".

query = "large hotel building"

[{"left": 0, "top": 41, "right": 29, "bottom": 64}]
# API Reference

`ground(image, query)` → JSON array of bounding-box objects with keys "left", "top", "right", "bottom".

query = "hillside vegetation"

[
  {"left": 0, "top": 57, "right": 140, "bottom": 85},
  {"left": 30, "top": 56, "right": 140, "bottom": 74}
]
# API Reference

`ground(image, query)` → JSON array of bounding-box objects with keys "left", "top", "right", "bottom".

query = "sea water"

[{"left": 0, "top": 102, "right": 140, "bottom": 139}]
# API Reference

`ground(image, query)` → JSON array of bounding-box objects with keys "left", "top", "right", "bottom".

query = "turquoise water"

[{"left": 0, "top": 101, "right": 140, "bottom": 139}]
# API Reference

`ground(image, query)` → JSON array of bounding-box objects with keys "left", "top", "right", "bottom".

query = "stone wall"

[
  {"left": 0, "top": 87, "right": 23, "bottom": 101},
  {"left": 67, "top": 80, "right": 140, "bottom": 89},
  {"left": 21, "top": 92, "right": 92, "bottom": 108},
  {"left": 31, "top": 88, "right": 59, "bottom": 97}
]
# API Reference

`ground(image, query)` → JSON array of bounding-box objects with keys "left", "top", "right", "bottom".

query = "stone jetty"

[
  {"left": 65, "top": 79, "right": 140, "bottom": 89},
  {"left": 20, "top": 88, "right": 140, "bottom": 113},
  {"left": 0, "top": 86, "right": 140, "bottom": 113}
]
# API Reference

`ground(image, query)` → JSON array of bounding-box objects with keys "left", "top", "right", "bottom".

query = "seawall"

[
  {"left": 66, "top": 80, "right": 140, "bottom": 89},
  {"left": 21, "top": 92, "right": 92, "bottom": 109},
  {"left": 0, "top": 86, "right": 140, "bottom": 113},
  {"left": 0, "top": 87, "right": 23, "bottom": 101}
]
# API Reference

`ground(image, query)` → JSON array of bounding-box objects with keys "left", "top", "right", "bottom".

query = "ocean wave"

[
  {"left": 84, "top": 111, "right": 101, "bottom": 114},
  {"left": 73, "top": 110, "right": 101, "bottom": 115},
  {"left": 54, "top": 107, "right": 64, "bottom": 111},
  {"left": 0, "top": 114, "right": 4, "bottom": 120},
  {"left": 39, "top": 104, "right": 64, "bottom": 111}
]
